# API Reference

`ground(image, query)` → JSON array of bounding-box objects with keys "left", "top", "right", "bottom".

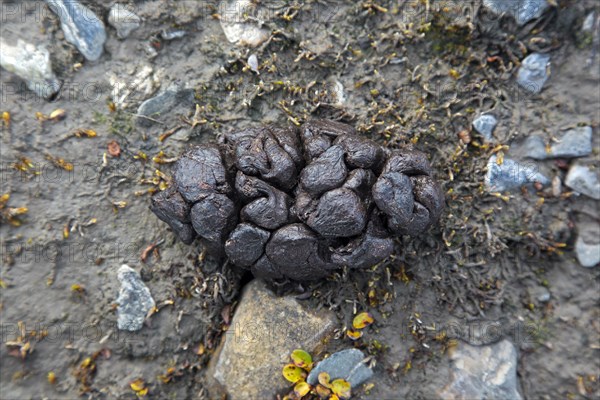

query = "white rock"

[
  {"left": 0, "top": 37, "right": 60, "bottom": 99},
  {"left": 108, "top": 4, "right": 141, "bottom": 39},
  {"left": 582, "top": 11, "right": 596, "bottom": 32},
  {"left": 219, "top": 0, "right": 270, "bottom": 47},
  {"left": 248, "top": 54, "right": 259, "bottom": 73},
  {"left": 575, "top": 222, "right": 600, "bottom": 268},
  {"left": 331, "top": 80, "right": 346, "bottom": 105},
  {"left": 565, "top": 164, "right": 600, "bottom": 200},
  {"left": 439, "top": 340, "right": 522, "bottom": 400}
]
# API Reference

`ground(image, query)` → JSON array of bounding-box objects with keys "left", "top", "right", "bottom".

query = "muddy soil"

[{"left": 1, "top": 1, "right": 599, "bottom": 399}]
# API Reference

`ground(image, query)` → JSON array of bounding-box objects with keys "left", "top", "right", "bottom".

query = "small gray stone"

[
  {"left": 516, "top": 53, "right": 550, "bottom": 94},
  {"left": 137, "top": 86, "right": 195, "bottom": 125},
  {"left": 307, "top": 349, "right": 373, "bottom": 388},
  {"left": 108, "top": 4, "right": 141, "bottom": 39},
  {"left": 528, "top": 286, "right": 551, "bottom": 302},
  {"left": 550, "top": 127, "right": 593, "bottom": 158},
  {"left": 46, "top": 0, "right": 107, "bottom": 61},
  {"left": 485, "top": 155, "right": 549, "bottom": 192},
  {"left": 565, "top": 164, "right": 600, "bottom": 200},
  {"left": 116, "top": 265, "right": 155, "bottom": 332},
  {"left": 524, "top": 127, "right": 593, "bottom": 160},
  {"left": 575, "top": 222, "right": 600, "bottom": 268},
  {"left": 161, "top": 29, "right": 187, "bottom": 41},
  {"left": 522, "top": 135, "right": 548, "bottom": 159},
  {"left": 0, "top": 37, "right": 60, "bottom": 99},
  {"left": 438, "top": 340, "right": 522, "bottom": 400},
  {"left": 248, "top": 54, "right": 259, "bottom": 73},
  {"left": 483, "top": 0, "right": 549, "bottom": 25},
  {"left": 582, "top": 11, "right": 596, "bottom": 32},
  {"left": 472, "top": 114, "right": 497, "bottom": 141}
]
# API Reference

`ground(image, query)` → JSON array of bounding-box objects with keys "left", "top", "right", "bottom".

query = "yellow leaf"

[
  {"left": 294, "top": 381, "right": 311, "bottom": 397},
  {"left": 130, "top": 378, "right": 146, "bottom": 392},
  {"left": 12, "top": 207, "right": 28, "bottom": 215},
  {"left": 71, "top": 284, "right": 85, "bottom": 293},
  {"left": 282, "top": 364, "right": 306, "bottom": 383},
  {"left": 291, "top": 349, "right": 312, "bottom": 369},
  {"left": 352, "top": 312, "right": 374, "bottom": 329},
  {"left": 2, "top": 111, "right": 10, "bottom": 127},
  {"left": 318, "top": 372, "right": 331, "bottom": 387},
  {"left": 47, "top": 371, "right": 56, "bottom": 384},
  {"left": 315, "top": 384, "right": 331, "bottom": 398},
  {"left": 331, "top": 379, "right": 351, "bottom": 399},
  {"left": 49, "top": 109, "right": 66, "bottom": 120},
  {"left": 346, "top": 329, "right": 363, "bottom": 340},
  {"left": 74, "top": 129, "right": 96, "bottom": 138}
]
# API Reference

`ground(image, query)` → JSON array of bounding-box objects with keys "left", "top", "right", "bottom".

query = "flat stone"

[
  {"left": 116, "top": 265, "right": 155, "bottom": 332},
  {"left": 219, "top": 0, "right": 270, "bottom": 47},
  {"left": 550, "top": 127, "right": 593, "bottom": 158},
  {"left": 516, "top": 53, "right": 550, "bottom": 94},
  {"left": 483, "top": 0, "right": 549, "bottom": 25},
  {"left": 472, "top": 114, "right": 497, "bottom": 142},
  {"left": 565, "top": 164, "right": 600, "bottom": 200},
  {"left": 108, "top": 4, "right": 141, "bottom": 39},
  {"left": 438, "top": 339, "right": 522, "bottom": 400},
  {"left": 207, "top": 280, "right": 336, "bottom": 400},
  {"left": 46, "top": 0, "right": 107, "bottom": 61},
  {"left": 524, "top": 127, "right": 593, "bottom": 160},
  {"left": 0, "top": 37, "right": 60, "bottom": 99},
  {"left": 307, "top": 348, "right": 373, "bottom": 389},
  {"left": 521, "top": 135, "right": 548, "bottom": 159},
  {"left": 137, "top": 86, "right": 195, "bottom": 126},
  {"left": 575, "top": 222, "right": 600, "bottom": 268},
  {"left": 485, "top": 155, "right": 550, "bottom": 192}
]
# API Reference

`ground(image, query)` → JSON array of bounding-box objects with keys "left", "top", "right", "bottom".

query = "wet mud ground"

[{"left": 1, "top": 0, "right": 599, "bottom": 399}]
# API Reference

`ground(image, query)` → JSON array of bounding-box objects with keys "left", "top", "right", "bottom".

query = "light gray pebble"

[
  {"left": 108, "top": 4, "right": 141, "bottom": 39},
  {"left": 472, "top": 114, "right": 498, "bottom": 141},
  {"left": 485, "top": 155, "right": 550, "bottom": 192},
  {"left": 565, "top": 164, "right": 600, "bottom": 200},
  {"left": 117, "top": 265, "right": 155, "bottom": 331},
  {"left": 248, "top": 54, "right": 259, "bottom": 73},
  {"left": 307, "top": 349, "right": 373, "bottom": 388},
  {"left": 517, "top": 53, "right": 550, "bottom": 94},
  {"left": 524, "top": 127, "right": 593, "bottom": 160},
  {"left": 575, "top": 222, "right": 600, "bottom": 268},
  {"left": 483, "top": 0, "right": 549, "bottom": 25}
]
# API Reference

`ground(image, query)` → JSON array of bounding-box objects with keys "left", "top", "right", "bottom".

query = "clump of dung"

[{"left": 151, "top": 120, "right": 444, "bottom": 282}]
